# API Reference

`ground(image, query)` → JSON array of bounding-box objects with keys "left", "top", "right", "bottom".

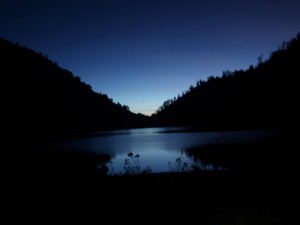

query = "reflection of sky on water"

[
  {"left": 108, "top": 149, "right": 183, "bottom": 174},
  {"left": 49, "top": 128, "right": 280, "bottom": 174}
]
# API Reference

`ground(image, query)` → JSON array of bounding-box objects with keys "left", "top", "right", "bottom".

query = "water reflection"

[
  {"left": 106, "top": 149, "right": 227, "bottom": 175},
  {"left": 182, "top": 147, "right": 228, "bottom": 171},
  {"left": 48, "top": 127, "right": 280, "bottom": 175}
]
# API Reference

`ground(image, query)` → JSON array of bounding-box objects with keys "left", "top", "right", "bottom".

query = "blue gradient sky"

[{"left": 1, "top": 0, "right": 300, "bottom": 115}]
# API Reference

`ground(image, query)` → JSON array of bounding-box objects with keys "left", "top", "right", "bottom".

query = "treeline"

[
  {"left": 153, "top": 33, "right": 300, "bottom": 130},
  {"left": 2, "top": 33, "right": 299, "bottom": 137},
  {"left": 0, "top": 38, "right": 149, "bottom": 137}
]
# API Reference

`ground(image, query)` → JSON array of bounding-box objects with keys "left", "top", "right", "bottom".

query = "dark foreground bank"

[{"left": 2, "top": 131, "right": 297, "bottom": 225}]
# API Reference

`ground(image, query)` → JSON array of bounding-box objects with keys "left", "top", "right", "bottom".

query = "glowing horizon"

[{"left": 1, "top": 0, "right": 300, "bottom": 115}]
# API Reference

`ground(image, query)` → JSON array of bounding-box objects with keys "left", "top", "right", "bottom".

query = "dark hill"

[
  {"left": 0, "top": 38, "right": 148, "bottom": 138},
  {"left": 153, "top": 33, "right": 300, "bottom": 131}
]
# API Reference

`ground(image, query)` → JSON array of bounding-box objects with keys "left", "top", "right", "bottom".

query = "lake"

[{"left": 49, "top": 127, "right": 279, "bottom": 174}]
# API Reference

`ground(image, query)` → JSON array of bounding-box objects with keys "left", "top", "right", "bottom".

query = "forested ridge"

[
  {"left": 153, "top": 33, "right": 300, "bottom": 130},
  {"left": 1, "top": 33, "right": 299, "bottom": 137},
  {"left": 0, "top": 38, "right": 148, "bottom": 137}
]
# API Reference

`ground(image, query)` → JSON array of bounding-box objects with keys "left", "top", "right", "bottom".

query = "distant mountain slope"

[
  {"left": 0, "top": 38, "right": 148, "bottom": 136},
  {"left": 153, "top": 33, "right": 300, "bottom": 130}
]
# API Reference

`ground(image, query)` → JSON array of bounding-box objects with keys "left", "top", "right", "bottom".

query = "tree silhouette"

[
  {"left": 0, "top": 37, "right": 150, "bottom": 139},
  {"left": 153, "top": 33, "right": 300, "bottom": 131}
]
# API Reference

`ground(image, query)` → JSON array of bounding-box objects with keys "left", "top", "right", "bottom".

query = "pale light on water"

[{"left": 50, "top": 127, "right": 279, "bottom": 174}]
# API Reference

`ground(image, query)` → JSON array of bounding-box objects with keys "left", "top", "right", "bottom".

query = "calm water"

[{"left": 50, "top": 127, "right": 278, "bottom": 174}]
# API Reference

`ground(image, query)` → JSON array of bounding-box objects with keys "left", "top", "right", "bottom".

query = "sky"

[{"left": 1, "top": 0, "right": 300, "bottom": 115}]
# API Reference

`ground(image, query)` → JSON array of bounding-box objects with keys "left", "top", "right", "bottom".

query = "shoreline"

[{"left": 2, "top": 130, "right": 297, "bottom": 224}]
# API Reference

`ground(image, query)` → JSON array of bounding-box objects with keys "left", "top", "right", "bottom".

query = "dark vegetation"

[
  {"left": 153, "top": 33, "right": 300, "bottom": 131},
  {"left": 2, "top": 33, "right": 300, "bottom": 136},
  {"left": 2, "top": 135, "right": 297, "bottom": 224},
  {"left": 1, "top": 34, "right": 299, "bottom": 224},
  {"left": 0, "top": 37, "right": 149, "bottom": 141}
]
